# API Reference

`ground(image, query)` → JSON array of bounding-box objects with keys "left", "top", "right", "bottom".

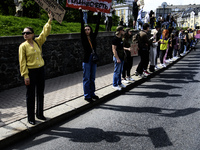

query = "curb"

[{"left": 0, "top": 52, "right": 188, "bottom": 149}]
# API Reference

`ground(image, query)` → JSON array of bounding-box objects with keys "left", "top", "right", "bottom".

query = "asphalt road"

[{"left": 6, "top": 48, "right": 200, "bottom": 150}]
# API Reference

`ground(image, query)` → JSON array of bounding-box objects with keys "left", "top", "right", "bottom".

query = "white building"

[
  {"left": 113, "top": 3, "right": 133, "bottom": 26},
  {"left": 177, "top": 7, "right": 200, "bottom": 29}
]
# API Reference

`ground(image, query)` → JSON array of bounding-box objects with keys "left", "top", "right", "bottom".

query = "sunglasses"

[
  {"left": 84, "top": 29, "right": 90, "bottom": 31},
  {"left": 22, "top": 32, "right": 33, "bottom": 35}
]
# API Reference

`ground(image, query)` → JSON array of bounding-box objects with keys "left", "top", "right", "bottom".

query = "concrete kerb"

[{"left": 0, "top": 52, "right": 189, "bottom": 149}]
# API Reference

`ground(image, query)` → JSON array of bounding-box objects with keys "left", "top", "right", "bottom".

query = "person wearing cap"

[
  {"left": 122, "top": 28, "right": 135, "bottom": 83},
  {"left": 18, "top": 12, "right": 53, "bottom": 125},
  {"left": 112, "top": 26, "right": 126, "bottom": 91}
]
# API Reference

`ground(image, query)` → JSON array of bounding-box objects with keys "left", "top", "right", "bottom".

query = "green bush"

[{"left": 0, "top": 15, "right": 117, "bottom": 36}]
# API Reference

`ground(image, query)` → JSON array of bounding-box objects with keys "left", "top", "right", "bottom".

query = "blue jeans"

[
  {"left": 83, "top": 12, "right": 88, "bottom": 24},
  {"left": 113, "top": 56, "right": 124, "bottom": 87},
  {"left": 83, "top": 54, "right": 97, "bottom": 98}
]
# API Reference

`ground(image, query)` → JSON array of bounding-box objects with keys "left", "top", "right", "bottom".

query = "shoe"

[
  {"left": 92, "top": 95, "right": 99, "bottom": 100},
  {"left": 36, "top": 115, "right": 46, "bottom": 120},
  {"left": 162, "top": 64, "right": 166, "bottom": 68},
  {"left": 154, "top": 66, "right": 160, "bottom": 70},
  {"left": 143, "top": 70, "right": 150, "bottom": 76},
  {"left": 84, "top": 98, "right": 94, "bottom": 102},
  {"left": 160, "top": 63, "right": 164, "bottom": 68},
  {"left": 139, "top": 74, "right": 147, "bottom": 78},
  {"left": 135, "top": 71, "right": 139, "bottom": 76},
  {"left": 165, "top": 59, "right": 170, "bottom": 63},
  {"left": 119, "top": 84, "right": 126, "bottom": 88},
  {"left": 112, "top": 86, "right": 122, "bottom": 91},
  {"left": 122, "top": 79, "right": 129, "bottom": 84},
  {"left": 28, "top": 120, "right": 35, "bottom": 125},
  {"left": 126, "top": 77, "right": 134, "bottom": 81}
]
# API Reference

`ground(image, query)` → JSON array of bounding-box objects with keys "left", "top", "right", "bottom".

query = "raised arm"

[
  {"left": 94, "top": 11, "right": 101, "bottom": 38},
  {"left": 35, "top": 12, "right": 53, "bottom": 48}
]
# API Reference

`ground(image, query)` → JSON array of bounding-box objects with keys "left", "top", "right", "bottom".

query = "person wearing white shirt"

[{"left": 136, "top": 8, "right": 144, "bottom": 30}]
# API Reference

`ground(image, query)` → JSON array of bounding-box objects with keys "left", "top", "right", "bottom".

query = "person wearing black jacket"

[{"left": 79, "top": 8, "right": 101, "bottom": 102}]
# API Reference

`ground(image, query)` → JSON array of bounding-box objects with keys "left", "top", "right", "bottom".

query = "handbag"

[
  {"left": 88, "top": 37, "right": 99, "bottom": 63},
  {"left": 91, "top": 51, "right": 99, "bottom": 63}
]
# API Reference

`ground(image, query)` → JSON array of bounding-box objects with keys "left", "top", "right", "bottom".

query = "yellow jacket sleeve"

[
  {"left": 35, "top": 19, "right": 52, "bottom": 49},
  {"left": 19, "top": 43, "right": 29, "bottom": 79}
]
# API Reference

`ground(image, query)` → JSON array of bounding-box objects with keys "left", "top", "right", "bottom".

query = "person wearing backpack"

[{"left": 135, "top": 23, "right": 152, "bottom": 78}]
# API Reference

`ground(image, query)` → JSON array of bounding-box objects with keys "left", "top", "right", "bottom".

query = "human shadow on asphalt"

[
  {"left": 97, "top": 104, "right": 200, "bottom": 118},
  {"left": 137, "top": 84, "right": 181, "bottom": 90},
  {"left": 125, "top": 91, "right": 181, "bottom": 98},
  {"left": 7, "top": 126, "right": 172, "bottom": 149}
]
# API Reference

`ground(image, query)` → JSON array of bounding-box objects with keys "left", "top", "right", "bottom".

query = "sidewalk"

[{"left": 0, "top": 52, "right": 188, "bottom": 149}]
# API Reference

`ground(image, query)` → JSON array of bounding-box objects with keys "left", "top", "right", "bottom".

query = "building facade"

[
  {"left": 156, "top": 3, "right": 200, "bottom": 29},
  {"left": 113, "top": 3, "right": 133, "bottom": 26}
]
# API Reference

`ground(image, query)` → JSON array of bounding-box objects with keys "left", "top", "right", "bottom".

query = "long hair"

[
  {"left": 84, "top": 24, "right": 93, "bottom": 37},
  {"left": 162, "top": 29, "right": 169, "bottom": 40}
]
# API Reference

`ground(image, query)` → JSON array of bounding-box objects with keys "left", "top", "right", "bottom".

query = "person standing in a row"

[
  {"left": 122, "top": 28, "right": 135, "bottom": 83},
  {"left": 135, "top": 23, "right": 152, "bottom": 78},
  {"left": 19, "top": 12, "right": 53, "bottom": 125},
  {"left": 79, "top": 8, "right": 101, "bottom": 102},
  {"left": 112, "top": 26, "right": 126, "bottom": 91},
  {"left": 159, "top": 29, "right": 169, "bottom": 68}
]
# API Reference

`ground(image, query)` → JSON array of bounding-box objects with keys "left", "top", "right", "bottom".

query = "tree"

[{"left": 0, "top": 0, "right": 15, "bottom": 15}]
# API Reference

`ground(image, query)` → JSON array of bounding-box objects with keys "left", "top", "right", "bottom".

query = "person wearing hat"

[
  {"left": 122, "top": 28, "right": 135, "bottom": 83},
  {"left": 112, "top": 26, "right": 126, "bottom": 91}
]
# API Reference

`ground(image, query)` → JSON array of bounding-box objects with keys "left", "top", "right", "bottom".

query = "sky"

[{"left": 143, "top": 0, "right": 200, "bottom": 12}]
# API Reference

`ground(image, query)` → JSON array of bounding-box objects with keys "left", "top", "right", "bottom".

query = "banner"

[
  {"left": 34, "top": 0, "right": 66, "bottom": 24},
  {"left": 66, "top": 0, "right": 112, "bottom": 13}
]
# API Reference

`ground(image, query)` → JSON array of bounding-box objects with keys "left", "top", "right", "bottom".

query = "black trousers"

[
  {"left": 136, "top": 50, "right": 149, "bottom": 74},
  {"left": 159, "top": 50, "right": 166, "bottom": 64},
  {"left": 122, "top": 51, "right": 133, "bottom": 78},
  {"left": 26, "top": 66, "right": 45, "bottom": 121},
  {"left": 167, "top": 46, "right": 173, "bottom": 59}
]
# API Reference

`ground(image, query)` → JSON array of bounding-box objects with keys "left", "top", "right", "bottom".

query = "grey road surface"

[{"left": 6, "top": 49, "right": 200, "bottom": 150}]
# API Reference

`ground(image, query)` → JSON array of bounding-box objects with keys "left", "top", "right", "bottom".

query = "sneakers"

[
  {"left": 112, "top": 85, "right": 122, "bottom": 91},
  {"left": 122, "top": 79, "right": 129, "bottom": 84},
  {"left": 126, "top": 77, "right": 134, "bottom": 81},
  {"left": 160, "top": 63, "right": 166, "bottom": 68},
  {"left": 119, "top": 84, "right": 126, "bottom": 88},
  {"left": 135, "top": 71, "right": 139, "bottom": 76},
  {"left": 155, "top": 65, "right": 160, "bottom": 70},
  {"left": 139, "top": 74, "right": 147, "bottom": 78},
  {"left": 143, "top": 70, "right": 150, "bottom": 76}
]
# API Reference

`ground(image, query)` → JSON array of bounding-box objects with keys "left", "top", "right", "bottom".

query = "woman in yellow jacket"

[
  {"left": 19, "top": 12, "right": 53, "bottom": 125},
  {"left": 159, "top": 29, "right": 169, "bottom": 68}
]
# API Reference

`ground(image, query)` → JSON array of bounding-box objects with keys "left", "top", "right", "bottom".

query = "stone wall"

[{"left": 0, "top": 32, "right": 115, "bottom": 91}]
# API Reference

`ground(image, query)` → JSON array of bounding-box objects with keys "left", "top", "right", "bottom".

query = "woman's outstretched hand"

[{"left": 48, "top": 11, "right": 53, "bottom": 21}]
